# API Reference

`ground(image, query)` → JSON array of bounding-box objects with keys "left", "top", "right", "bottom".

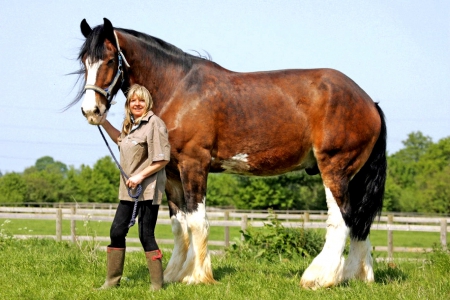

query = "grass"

[{"left": 0, "top": 236, "right": 449, "bottom": 300}]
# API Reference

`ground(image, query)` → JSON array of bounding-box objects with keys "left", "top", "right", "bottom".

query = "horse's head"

[{"left": 79, "top": 18, "right": 127, "bottom": 125}]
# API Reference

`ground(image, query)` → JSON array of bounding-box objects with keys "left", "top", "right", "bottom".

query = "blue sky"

[{"left": 0, "top": 0, "right": 449, "bottom": 173}]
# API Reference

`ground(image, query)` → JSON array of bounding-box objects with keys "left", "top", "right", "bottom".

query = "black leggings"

[{"left": 109, "top": 200, "right": 160, "bottom": 252}]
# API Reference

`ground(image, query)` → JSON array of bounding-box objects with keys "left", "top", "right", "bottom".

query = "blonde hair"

[{"left": 122, "top": 84, "right": 153, "bottom": 135}]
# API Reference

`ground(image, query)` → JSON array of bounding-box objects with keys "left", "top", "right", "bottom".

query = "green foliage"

[
  {"left": 386, "top": 133, "right": 450, "bottom": 213},
  {"left": 427, "top": 244, "right": 450, "bottom": 276},
  {"left": 207, "top": 171, "right": 326, "bottom": 210},
  {"left": 206, "top": 173, "right": 239, "bottom": 207},
  {"left": 228, "top": 212, "right": 324, "bottom": 261},
  {"left": 63, "top": 159, "right": 119, "bottom": 203},
  {"left": 0, "top": 172, "right": 28, "bottom": 203},
  {"left": 232, "top": 172, "right": 326, "bottom": 210}
]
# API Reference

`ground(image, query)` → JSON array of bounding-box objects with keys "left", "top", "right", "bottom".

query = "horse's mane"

[{"left": 64, "top": 25, "right": 211, "bottom": 110}]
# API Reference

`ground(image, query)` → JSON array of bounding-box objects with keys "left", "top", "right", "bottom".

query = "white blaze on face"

[{"left": 81, "top": 57, "right": 104, "bottom": 116}]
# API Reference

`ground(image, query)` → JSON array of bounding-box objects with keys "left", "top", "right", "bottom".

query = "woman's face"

[{"left": 129, "top": 95, "right": 147, "bottom": 119}]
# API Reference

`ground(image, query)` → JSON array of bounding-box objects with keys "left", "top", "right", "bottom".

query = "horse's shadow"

[
  {"left": 373, "top": 263, "right": 408, "bottom": 284},
  {"left": 212, "top": 265, "right": 237, "bottom": 281}
]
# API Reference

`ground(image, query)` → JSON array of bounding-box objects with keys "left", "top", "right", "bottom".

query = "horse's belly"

[{"left": 211, "top": 147, "right": 316, "bottom": 176}]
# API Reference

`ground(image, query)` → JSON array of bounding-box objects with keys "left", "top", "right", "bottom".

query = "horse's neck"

[{"left": 124, "top": 44, "right": 189, "bottom": 113}]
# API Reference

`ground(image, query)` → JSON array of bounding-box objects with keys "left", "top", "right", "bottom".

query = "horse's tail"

[{"left": 347, "top": 103, "right": 387, "bottom": 240}]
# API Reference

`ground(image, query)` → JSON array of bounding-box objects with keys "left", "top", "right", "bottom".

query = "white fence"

[{"left": 1, "top": 205, "right": 448, "bottom": 257}]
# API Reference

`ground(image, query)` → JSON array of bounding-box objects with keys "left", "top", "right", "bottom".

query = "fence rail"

[{"left": 1, "top": 206, "right": 448, "bottom": 257}]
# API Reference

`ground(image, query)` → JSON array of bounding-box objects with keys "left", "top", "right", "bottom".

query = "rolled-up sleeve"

[{"left": 149, "top": 118, "right": 171, "bottom": 162}]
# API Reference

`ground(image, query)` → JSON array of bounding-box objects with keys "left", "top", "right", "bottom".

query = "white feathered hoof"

[{"left": 300, "top": 254, "right": 345, "bottom": 289}]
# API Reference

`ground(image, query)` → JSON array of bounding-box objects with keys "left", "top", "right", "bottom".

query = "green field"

[
  {"left": 0, "top": 218, "right": 444, "bottom": 258},
  {"left": 0, "top": 237, "right": 449, "bottom": 300}
]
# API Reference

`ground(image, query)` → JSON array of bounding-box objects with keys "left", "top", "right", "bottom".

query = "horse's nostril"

[
  {"left": 94, "top": 107, "right": 100, "bottom": 115},
  {"left": 81, "top": 107, "right": 86, "bottom": 117}
]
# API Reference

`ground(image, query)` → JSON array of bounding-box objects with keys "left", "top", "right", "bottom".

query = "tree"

[
  {"left": 63, "top": 157, "right": 120, "bottom": 203},
  {"left": 232, "top": 171, "right": 326, "bottom": 210},
  {"left": 206, "top": 174, "right": 239, "bottom": 207},
  {"left": 34, "top": 156, "right": 67, "bottom": 174},
  {"left": 414, "top": 137, "right": 450, "bottom": 213},
  {"left": 20, "top": 157, "right": 69, "bottom": 203},
  {"left": 0, "top": 173, "right": 28, "bottom": 204},
  {"left": 386, "top": 133, "right": 450, "bottom": 213}
]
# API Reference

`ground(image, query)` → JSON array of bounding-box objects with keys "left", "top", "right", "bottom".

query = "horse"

[{"left": 74, "top": 18, "right": 387, "bottom": 289}]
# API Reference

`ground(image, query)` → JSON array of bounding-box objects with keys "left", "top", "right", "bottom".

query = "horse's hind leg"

[
  {"left": 163, "top": 178, "right": 190, "bottom": 283},
  {"left": 300, "top": 184, "right": 349, "bottom": 289},
  {"left": 343, "top": 238, "right": 374, "bottom": 282}
]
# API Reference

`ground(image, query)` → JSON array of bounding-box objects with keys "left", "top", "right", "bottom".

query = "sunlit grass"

[{"left": 0, "top": 237, "right": 449, "bottom": 300}]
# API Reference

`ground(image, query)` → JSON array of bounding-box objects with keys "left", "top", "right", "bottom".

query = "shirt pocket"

[{"left": 123, "top": 136, "right": 148, "bottom": 159}]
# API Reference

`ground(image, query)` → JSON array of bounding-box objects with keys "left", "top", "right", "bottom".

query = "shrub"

[{"left": 228, "top": 211, "right": 324, "bottom": 261}]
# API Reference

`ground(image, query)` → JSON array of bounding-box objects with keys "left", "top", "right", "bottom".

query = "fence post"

[
  {"left": 56, "top": 208, "right": 62, "bottom": 242},
  {"left": 304, "top": 212, "right": 310, "bottom": 223},
  {"left": 387, "top": 214, "right": 394, "bottom": 260},
  {"left": 241, "top": 215, "right": 248, "bottom": 241},
  {"left": 224, "top": 211, "right": 230, "bottom": 247},
  {"left": 440, "top": 218, "right": 447, "bottom": 249},
  {"left": 71, "top": 206, "right": 77, "bottom": 243}
]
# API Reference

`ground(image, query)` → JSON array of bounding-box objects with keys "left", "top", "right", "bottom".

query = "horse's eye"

[{"left": 107, "top": 59, "right": 115, "bottom": 65}]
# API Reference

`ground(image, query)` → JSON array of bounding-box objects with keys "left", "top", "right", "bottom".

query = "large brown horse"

[{"left": 75, "top": 18, "right": 386, "bottom": 289}]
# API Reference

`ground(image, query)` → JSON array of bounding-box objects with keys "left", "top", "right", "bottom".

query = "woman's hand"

[
  {"left": 126, "top": 161, "right": 168, "bottom": 189},
  {"left": 126, "top": 174, "right": 145, "bottom": 189}
]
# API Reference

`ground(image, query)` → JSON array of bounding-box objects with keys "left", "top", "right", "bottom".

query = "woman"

[{"left": 99, "top": 84, "right": 170, "bottom": 290}]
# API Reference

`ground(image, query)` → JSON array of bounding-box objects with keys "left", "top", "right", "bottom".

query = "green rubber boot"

[
  {"left": 99, "top": 247, "right": 125, "bottom": 289},
  {"left": 145, "top": 250, "right": 164, "bottom": 291}
]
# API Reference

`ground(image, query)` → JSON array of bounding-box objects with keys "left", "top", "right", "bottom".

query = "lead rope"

[{"left": 98, "top": 126, "right": 141, "bottom": 228}]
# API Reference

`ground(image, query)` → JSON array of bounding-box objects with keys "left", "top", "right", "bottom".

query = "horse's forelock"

[
  {"left": 64, "top": 26, "right": 108, "bottom": 111},
  {"left": 78, "top": 25, "right": 108, "bottom": 62}
]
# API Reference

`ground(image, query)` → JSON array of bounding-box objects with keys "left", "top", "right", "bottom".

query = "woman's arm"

[
  {"left": 101, "top": 120, "right": 121, "bottom": 144},
  {"left": 126, "top": 160, "right": 169, "bottom": 188}
]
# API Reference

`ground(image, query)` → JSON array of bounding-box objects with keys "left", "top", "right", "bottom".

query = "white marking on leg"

[
  {"left": 180, "top": 198, "right": 215, "bottom": 284},
  {"left": 163, "top": 211, "right": 189, "bottom": 283},
  {"left": 300, "top": 185, "right": 349, "bottom": 289},
  {"left": 343, "top": 239, "right": 374, "bottom": 282}
]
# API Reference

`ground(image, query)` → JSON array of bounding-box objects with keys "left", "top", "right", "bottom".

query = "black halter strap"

[{"left": 84, "top": 54, "right": 125, "bottom": 109}]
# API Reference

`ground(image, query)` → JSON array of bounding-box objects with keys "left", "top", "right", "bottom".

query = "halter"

[{"left": 84, "top": 31, "right": 130, "bottom": 109}]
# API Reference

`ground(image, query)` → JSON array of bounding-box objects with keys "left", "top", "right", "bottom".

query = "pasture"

[
  {"left": 0, "top": 217, "right": 445, "bottom": 254},
  {"left": 0, "top": 236, "right": 449, "bottom": 300}
]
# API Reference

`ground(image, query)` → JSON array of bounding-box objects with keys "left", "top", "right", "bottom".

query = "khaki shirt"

[{"left": 117, "top": 111, "right": 170, "bottom": 204}]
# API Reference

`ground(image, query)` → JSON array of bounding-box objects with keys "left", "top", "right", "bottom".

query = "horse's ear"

[
  {"left": 80, "top": 19, "right": 92, "bottom": 38},
  {"left": 103, "top": 18, "right": 116, "bottom": 47}
]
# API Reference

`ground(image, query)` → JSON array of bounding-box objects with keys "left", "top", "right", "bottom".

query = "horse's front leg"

[
  {"left": 178, "top": 158, "right": 216, "bottom": 284},
  {"left": 163, "top": 178, "right": 190, "bottom": 283}
]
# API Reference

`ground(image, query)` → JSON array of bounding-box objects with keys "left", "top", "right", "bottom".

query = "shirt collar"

[{"left": 130, "top": 111, "right": 154, "bottom": 133}]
